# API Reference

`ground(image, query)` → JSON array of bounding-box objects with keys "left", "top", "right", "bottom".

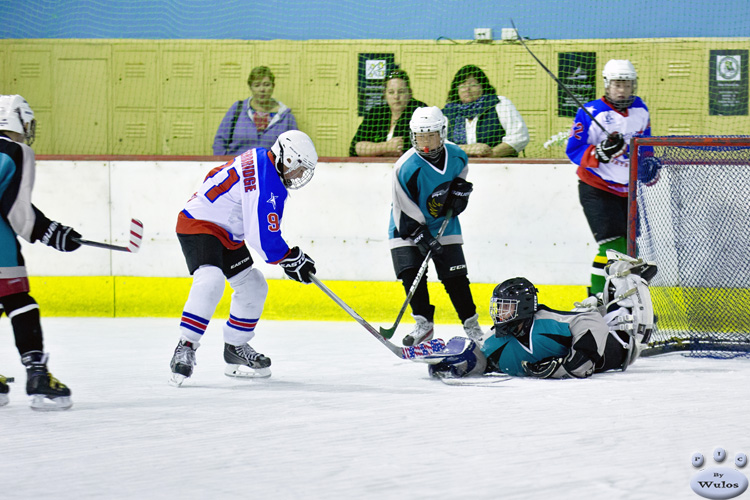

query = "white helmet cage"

[
  {"left": 0, "top": 94, "right": 36, "bottom": 145},
  {"left": 270, "top": 130, "right": 318, "bottom": 190},
  {"left": 409, "top": 106, "right": 447, "bottom": 160},
  {"left": 602, "top": 59, "right": 638, "bottom": 110}
]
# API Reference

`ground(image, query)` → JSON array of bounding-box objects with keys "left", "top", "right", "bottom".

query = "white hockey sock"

[
  {"left": 179, "top": 265, "right": 225, "bottom": 343},
  {"left": 223, "top": 267, "right": 267, "bottom": 345}
]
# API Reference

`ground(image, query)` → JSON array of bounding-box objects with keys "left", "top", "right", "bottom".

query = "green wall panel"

[{"left": 1, "top": 38, "right": 748, "bottom": 157}]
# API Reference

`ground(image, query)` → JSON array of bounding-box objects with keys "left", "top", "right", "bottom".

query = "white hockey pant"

[
  {"left": 222, "top": 267, "right": 268, "bottom": 346},
  {"left": 179, "top": 265, "right": 226, "bottom": 343}
]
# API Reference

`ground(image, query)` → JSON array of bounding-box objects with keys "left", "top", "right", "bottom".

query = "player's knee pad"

[
  {"left": 228, "top": 267, "right": 268, "bottom": 307},
  {"left": 189, "top": 265, "right": 226, "bottom": 306}
]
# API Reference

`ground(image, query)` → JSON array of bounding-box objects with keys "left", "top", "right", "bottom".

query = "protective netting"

[
  {"left": 2, "top": 1, "right": 749, "bottom": 156},
  {"left": 633, "top": 136, "right": 750, "bottom": 357}
]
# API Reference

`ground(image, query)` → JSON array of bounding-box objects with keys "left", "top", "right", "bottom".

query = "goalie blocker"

[{"left": 426, "top": 251, "right": 656, "bottom": 380}]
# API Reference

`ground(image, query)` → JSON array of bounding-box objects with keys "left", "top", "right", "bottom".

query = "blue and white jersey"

[
  {"left": 566, "top": 97, "right": 651, "bottom": 195},
  {"left": 388, "top": 143, "right": 468, "bottom": 248},
  {"left": 481, "top": 306, "right": 608, "bottom": 377},
  {"left": 177, "top": 148, "right": 290, "bottom": 264}
]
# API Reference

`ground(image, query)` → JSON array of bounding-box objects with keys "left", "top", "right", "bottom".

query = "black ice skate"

[
  {"left": 21, "top": 351, "right": 72, "bottom": 411},
  {"left": 169, "top": 339, "right": 198, "bottom": 387},
  {"left": 0, "top": 374, "right": 12, "bottom": 407},
  {"left": 223, "top": 342, "right": 271, "bottom": 378}
]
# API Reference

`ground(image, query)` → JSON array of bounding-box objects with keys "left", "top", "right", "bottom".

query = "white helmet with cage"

[
  {"left": 0, "top": 94, "right": 36, "bottom": 145},
  {"left": 602, "top": 59, "right": 638, "bottom": 110},
  {"left": 270, "top": 130, "right": 318, "bottom": 190},
  {"left": 409, "top": 106, "right": 447, "bottom": 160}
]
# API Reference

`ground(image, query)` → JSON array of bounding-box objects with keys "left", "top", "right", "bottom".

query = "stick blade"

[
  {"left": 127, "top": 218, "right": 144, "bottom": 253},
  {"left": 378, "top": 326, "right": 396, "bottom": 339}
]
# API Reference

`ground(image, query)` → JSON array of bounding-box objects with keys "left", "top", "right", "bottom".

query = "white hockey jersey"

[
  {"left": 176, "top": 148, "right": 290, "bottom": 264},
  {"left": 566, "top": 96, "right": 651, "bottom": 195}
]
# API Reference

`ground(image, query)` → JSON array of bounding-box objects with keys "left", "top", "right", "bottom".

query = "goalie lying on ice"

[{"left": 427, "top": 252, "right": 656, "bottom": 379}]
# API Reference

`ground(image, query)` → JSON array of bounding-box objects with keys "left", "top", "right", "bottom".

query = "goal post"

[{"left": 628, "top": 136, "right": 750, "bottom": 357}]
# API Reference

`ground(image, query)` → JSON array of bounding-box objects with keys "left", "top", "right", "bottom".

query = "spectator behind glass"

[
  {"left": 443, "top": 65, "right": 529, "bottom": 158},
  {"left": 349, "top": 69, "right": 427, "bottom": 157},
  {"left": 212, "top": 66, "right": 298, "bottom": 155}
]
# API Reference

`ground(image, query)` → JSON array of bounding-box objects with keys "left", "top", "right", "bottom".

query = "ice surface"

[{"left": 1, "top": 318, "right": 749, "bottom": 499}]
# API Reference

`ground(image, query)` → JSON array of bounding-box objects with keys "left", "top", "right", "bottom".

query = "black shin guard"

[
  {"left": 0, "top": 293, "right": 44, "bottom": 355},
  {"left": 442, "top": 275, "right": 476, "bottom": 322},
  {"left": 399, "top": 268, "right": 434, "bottom": 321}
]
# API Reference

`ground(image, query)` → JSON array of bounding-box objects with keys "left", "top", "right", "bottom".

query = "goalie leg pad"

[{"left": 223, "top": 267, "right": 267, "bottom": 345}]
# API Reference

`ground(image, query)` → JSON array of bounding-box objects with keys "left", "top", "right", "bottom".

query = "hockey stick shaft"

[
  {"left": 309, "top": 274, "right": 445, "bottom": 360},
  {"left": 379, "top": 210, "right": 453, "bottom": 339},
  {"left": 510, "top": 19, "right": 614, "bottom": 139},
  {"left": 73, "top": 238, "right": 132, "bottom": 252},
  {"left": 72, "top": 218, "right": 144, "bottom": 253}
]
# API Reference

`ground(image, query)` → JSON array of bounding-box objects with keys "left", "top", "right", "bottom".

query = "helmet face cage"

[{"left": 489, "top": 297, "right": 518, "bottom": 324}]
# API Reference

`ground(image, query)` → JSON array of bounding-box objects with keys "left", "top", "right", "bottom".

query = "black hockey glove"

[
  {"left": 41, "top": 221, "right": 82, "bottom": 252},
  {"left": 279, "top": 246, "right": 316, "bottom": 284},
  {"left": 594, "top": 132, "right": 626, "bottom": 163},
  {"left": 410, "top": 225, "right": 443, "bottom": 257},
  {"left": 440, "top": 178, "right": 473, "bottom": 217},
  {"left": 522, "top": 357, "right": 566, "bottom": 379}
]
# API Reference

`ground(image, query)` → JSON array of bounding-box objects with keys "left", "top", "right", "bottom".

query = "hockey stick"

[
  {"left": 73, "top": 218, "right": 144, "bottom": 253},
  {"left": 379, "top": 210, "right": 453, "bottom": 339},
  {"left": 510, "top": 19, "right": 615, "bottom": 140},
  {"left": 309, "top": 274, "right": 446, "bottom": 360}
]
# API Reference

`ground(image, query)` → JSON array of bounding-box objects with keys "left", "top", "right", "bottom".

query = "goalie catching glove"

[
  {"left": 594, "top": 132, "right": 626, "bottom": 163},
  {"left": 440, "top": 178, "right": 473, "bottom": 217},
  {"left": 279, "top": 246, "right": 316, "bottom": 284}
]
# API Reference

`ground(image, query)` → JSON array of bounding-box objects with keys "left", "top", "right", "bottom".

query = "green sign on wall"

[
  {"left": 709, "top": 50, "right": 748, "bottom": 116},
  {"left": 558, "top": 52, "right": 597, "bottom": 118},
  {"left": 357, "top": 53, "right": 396, "bottom": 117}
]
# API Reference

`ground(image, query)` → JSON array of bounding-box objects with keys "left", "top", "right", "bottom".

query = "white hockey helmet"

[
  {"left": 0, "top": 94, "right": 36, "bottom": 145},
  {"left": 603, "top": 59, "right": 637, "bottom": 109},
  {"left": 270, "top": 130, "right": 318, "bottom": 190},
  {"left": 409, "top": 106, "right": 447, "bottom": 160}
]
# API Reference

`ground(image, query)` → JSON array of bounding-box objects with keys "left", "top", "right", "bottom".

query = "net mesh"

[
  {"left": 633, "top": 136, "right": 750, "bottom": 357},
  {"left": 1, "top": 1, "right": 749, "bottom": 157}
]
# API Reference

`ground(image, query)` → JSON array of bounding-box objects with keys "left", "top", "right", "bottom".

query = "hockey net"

[{"left": 629, "top": 136, "right": 750, "bottom": 358}]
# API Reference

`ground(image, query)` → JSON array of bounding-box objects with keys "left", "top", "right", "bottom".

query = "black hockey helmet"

[{"left": 490, "top": 277, "right": 538, "bottom": 337}]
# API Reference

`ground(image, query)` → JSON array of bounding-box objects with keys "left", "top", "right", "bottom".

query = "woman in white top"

[{"left": 443, "top": 65, "right": 529, "bottom": 157}]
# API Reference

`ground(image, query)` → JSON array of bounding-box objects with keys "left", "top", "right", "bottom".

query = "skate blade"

[
  {"left": 224, "top": 364, "right": 272, "bottom": 379},
  {"left": 169, "top": 373, "right": 188, "bottom": 387},
  {"left": 29, "top": 395, "right": 73, "bottom": 411},
  {"left": 0, "top": 394, "right": 9, "bottom": 407}
]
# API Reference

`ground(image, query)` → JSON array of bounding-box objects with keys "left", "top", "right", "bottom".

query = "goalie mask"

[
  {"left": 0, "top": 94, "right": 36, "bottom": 145},
  {"left": 270, "top": 130, "right": 318, "bottom": 190},
  {"left": 603, "top": 59, "right": 637, "bottom": 111},
  {"left": 409, "top": 106, "right": 447, "bottom": 161},
  {"left": 490, "top": 277, "right": 538, "bottom": 337}
]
